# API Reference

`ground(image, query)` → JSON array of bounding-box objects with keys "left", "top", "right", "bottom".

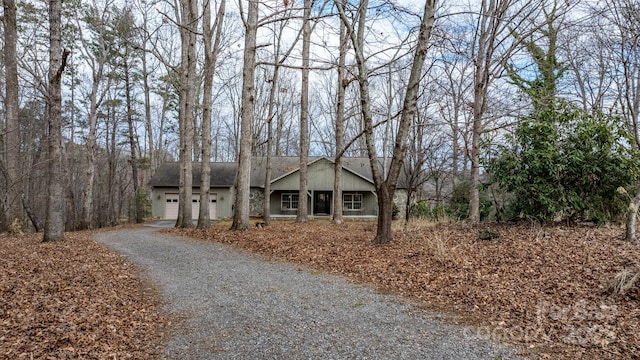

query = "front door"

[{"left": 313, "top": 192, "right": 332, "bottom": 215}]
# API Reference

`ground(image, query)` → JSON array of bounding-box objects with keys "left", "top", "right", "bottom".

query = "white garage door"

[
  {"left": 165, "top": 194, "right": 179, "bottom": 219},
  {"left": 192, "top": 194, "right": 217, "bottom": 220},
  {"left": 166, "top": 193, "right": 217, "bottom": 220},
  {"left": 209, "top": 193, "right": 217, "bottom": 219},
  {"left": 191, "top": 196, "right": 200, "bottom": 220}
]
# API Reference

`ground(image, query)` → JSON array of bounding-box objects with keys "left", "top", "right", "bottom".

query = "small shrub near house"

[
  {"left": 131, "top": 189, "right": 152, "bottom": 222},
  {"left": 450, "top": 178, "right": 493, "bottom": 221},
  {"left": 408, "top": 179, "right": 493, "bottom": 222},
  {"left": 410, "top": 201, "right": 452, "bottom": 222},
  {"left": 478, "top": 228, "right": 501, "bottom": 240}
]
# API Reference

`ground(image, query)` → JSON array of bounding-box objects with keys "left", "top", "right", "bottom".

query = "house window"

[
  {"left": 281, "top": 193, "right": 299, "bottom": 210},
  {"left": 343, "top": 193, "right": 363, "bottom": 210}
]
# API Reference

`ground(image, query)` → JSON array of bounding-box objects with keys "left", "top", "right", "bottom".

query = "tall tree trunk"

[
  {"left": 451, "top": 120, "right": 459, "bottom": 188},
  {"left": 275, "top": 111, "right": 284, "bottom": 156},
  {"left": 376, "top": 185, "right": 394, "bottom": 243},
  {"left": 2, "top": 0, "right": 23, "bottom": 233},
  {"left": 79, "top": 62, "right": 104, "bottom": 230},
  {"left": 107, "top": 107, "right": 118, "bottom": 225},
  {"left": 124, "top": 58, "right": 141, "bottom": 223},
  {"left": 141, "top": 39, "right": 154, "bottom": 173},
  {"left": 625, "top": 181, "right": 640, "bottom": 242},
  {"left": 157, "top": 81, "right": 171, "bottom": 165},
  {"left": 468, "top": 2, "right": 490, "bottom": 223},
  {"left": 297, "top": 0, "right": 311, "bottom": 223},
  {"left": 335, "top": 0, "right": 437, "bottom": 244},
  {"left": 198, "top": 0, "right": 226, "bottom": 229},
  {"left": 44, "top": 0, "right": 68, "bottom": 241},
  {"left": 333, "top": 2, "right": 347, "bottom": 225},
  {"left": 468, "top": 0, "right": 508, "bottom": 222},
  {"left": 264, "top": 65, "right": 280, "bottom": 226},
  {"left": 198, "top": 0, "right": 213, "bottom": 229},
  {"left": 231, "top": 0, "right": 258, "bottom": 231},
  {"left": 469, "top": 109, "right": 482, "bottom": 222},
  {"left": 176, "top": 0, "right": 197, "bottom": 228},
  {"left": 81, "top": 100, "right": 97, "bottom": 229}
]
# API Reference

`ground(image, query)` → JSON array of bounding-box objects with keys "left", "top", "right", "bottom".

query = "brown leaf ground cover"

[
  {"left": 169, "top": 221, "right": 640, "bottom": 359},
  {"left": 0, "top": 231, "right": 167, "bottom": 359}
]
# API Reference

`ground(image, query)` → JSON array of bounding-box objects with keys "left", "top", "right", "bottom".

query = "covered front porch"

[{"left": 268, "top": 189, "right": 378, "bottom": 217}]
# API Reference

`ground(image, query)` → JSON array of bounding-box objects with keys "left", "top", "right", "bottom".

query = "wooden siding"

[{"left": 270, "top": 158, "right": 374, "bottom": 192}]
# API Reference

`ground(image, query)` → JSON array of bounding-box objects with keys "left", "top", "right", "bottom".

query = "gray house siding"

[
  {"left": 148, "top": 157, "right": 407, "bottom": 220},
  {"left": 270, "top": 158, "right": 375, "bottom": 192},
  {"left": 267, "top": 158, "right": 378, "bottom": 217}
]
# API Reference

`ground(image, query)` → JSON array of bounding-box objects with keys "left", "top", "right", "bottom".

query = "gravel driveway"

[{"left": 96, "top": 226, "right": 524, "bottom": 359}]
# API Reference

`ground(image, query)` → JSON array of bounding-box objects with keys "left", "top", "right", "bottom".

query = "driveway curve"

[{"left": 96, "top": 226, "right": 523, "bottom": 359}]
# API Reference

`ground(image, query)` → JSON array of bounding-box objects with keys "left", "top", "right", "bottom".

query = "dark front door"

[{"left": 313, "top": 192, "right": 332, "bottom": 215}]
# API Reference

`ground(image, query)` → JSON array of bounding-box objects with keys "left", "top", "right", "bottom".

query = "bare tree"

[
  {"left": 44, "top": 0, "right": 70, "bottom": 241},
  {"left": 296, "top": 0, "right": 312, "bottom": 223},
  {"left": 134, "top": 0, "right": 158, "bottom": 175},
  {"left": 432, "top": 29, "right": 474, "bottom": 190},
  {"left": 402, "top": 88, "right": 439, "bottom": 227},
  {"left": 231, "top": 0, "right": 259, "bottom": 231},
  {"left": 198, "top": 0, "right": 226, "bottom": 229},
  {"left": 332, "top": 0, "right": 348, "bottom": 225},
  {"left": 2, "top": 0, "right": 24, "bottom": 233},
  {"left": 175, "top": 0, "right": 198, "bottom": 228},
  {"left": 108, "top": 8, "right": 146, "bottom": 223},
  {"left": 336, "top": 0, "right": 438, "bottom": 244},
  {"left": 75, "top": 0, "right": 115, "bottom": 230},
  {"left": 262, "top": 2, "right": 298, "bottom": 226},
  {"left": 467, "top": 0, "right": 534, "bottom": 222},
  {"left": 596, "top": 0, "right": 640, "bottom": 241}
]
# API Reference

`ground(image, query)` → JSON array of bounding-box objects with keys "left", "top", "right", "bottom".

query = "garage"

[
  {"left": 164, "top": 193, "right": 217, "bottom": 220},
  {"left": 165, "top": 193, "right": 179, "bottom": 219}
]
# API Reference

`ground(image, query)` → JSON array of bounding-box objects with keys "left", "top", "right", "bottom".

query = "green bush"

[
  {"left": 485, "top": 102, "right": 640, "bottom": 223},
  {"left": 478, "top": 228, "right": 501, "bottom": 240},
  {"left": 410, "top": 201, "right": 452, "bottom": 221},
  {"left": 410, "top": 201, "right": 430, "bottom": 218},
  {"left": 131, "top": 189, "right": 152, "bottom": 223},
  {"left": 450, "top": 178, "right": 493, "bottom": 221},
  {"left": 392, "top": 203, "right": 400, "bottom": 219}
]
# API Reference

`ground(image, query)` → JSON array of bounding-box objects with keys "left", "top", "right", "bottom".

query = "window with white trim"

[
  {"left": 343, "top": 193, "right": 363, "bottom": 210},
  {"left": 281, "top": 193, "right": 299, "bottom": 210}
]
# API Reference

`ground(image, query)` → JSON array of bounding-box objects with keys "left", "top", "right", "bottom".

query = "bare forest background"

[{"left": 2, "top": 0, "right": 640, "bottom": 243}]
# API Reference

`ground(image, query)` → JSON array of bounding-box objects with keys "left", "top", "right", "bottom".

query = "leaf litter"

[
  {"left": 169, "top": 221, "right": 640, "bottom": 359},
  {"left": 0, "top": 231, "right": 167, "bottom": 359},
  {"left": 3, "top": 222, "right": 636, "bottom": 359}
]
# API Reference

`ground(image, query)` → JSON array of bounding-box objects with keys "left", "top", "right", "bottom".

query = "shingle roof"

[
  {"left": 149, "top": 156, "right": 406, "bottom": 188},
  {"left": 148, "top": 162, "right": 238, "bottom": 187}
]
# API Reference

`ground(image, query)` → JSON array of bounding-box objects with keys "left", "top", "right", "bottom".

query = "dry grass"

[
  {"left": 608, "top": 268, "right": 640, "bottom": 296},
  {"left": 426, "top": 232, "right": 453, "bottom": 261},
  {"left": 392, "top": 217, "right": 454, "bottom": 232}
]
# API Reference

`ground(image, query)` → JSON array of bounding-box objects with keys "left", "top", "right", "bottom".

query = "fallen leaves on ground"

[
  {"left": 169, "top": 221, "right": 640, "bottom": 359},
  {"left": 0, "top": 231, "right": 167, "bottom": 359}
]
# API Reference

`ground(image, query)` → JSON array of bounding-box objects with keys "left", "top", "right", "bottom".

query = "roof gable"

[{"left": 269, "top": 156, "right": 374, "bottom": 185}]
